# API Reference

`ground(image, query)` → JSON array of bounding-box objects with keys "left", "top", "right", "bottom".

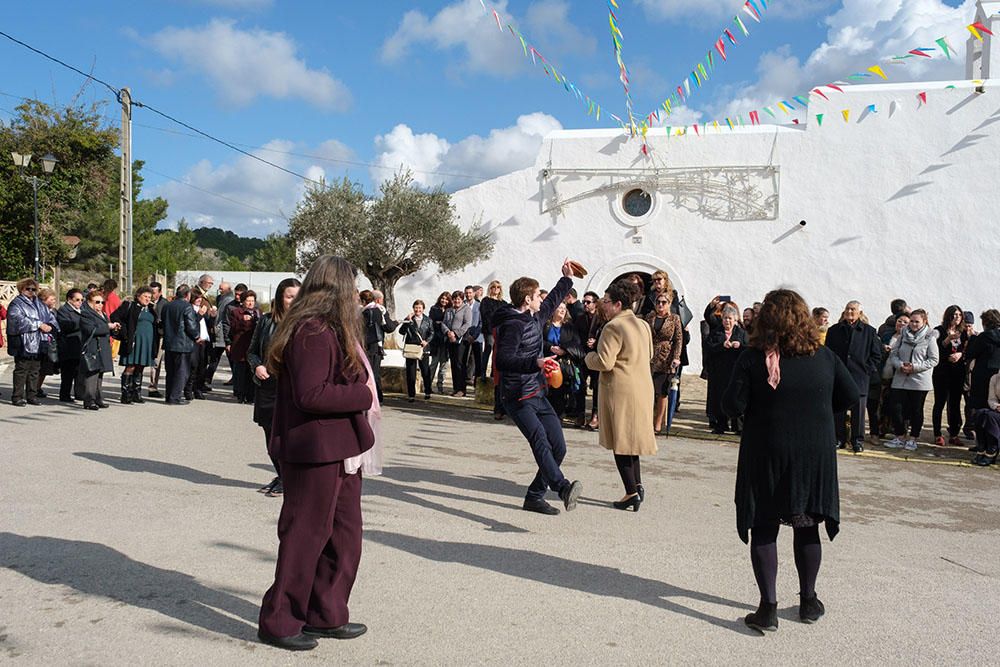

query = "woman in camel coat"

[{"left": 585, "top": 279, "right": 655, "bottom": 512}]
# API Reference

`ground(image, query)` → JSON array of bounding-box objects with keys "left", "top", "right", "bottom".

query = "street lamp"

[{"left": 10, "top": 151, "right": 58, "bottom": 280}]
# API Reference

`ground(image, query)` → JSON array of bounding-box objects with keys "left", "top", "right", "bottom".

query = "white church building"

[{"left": 392, "top": 3, "right": 1000, "bottom": 370}]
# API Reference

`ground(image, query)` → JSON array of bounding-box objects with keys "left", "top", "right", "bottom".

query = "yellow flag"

[
  {"left": 842, "top": 109, "right": 850, "bottom": 123},
  {"left": 868, "top": 65, "right": 888, "bottom": 80},
  {"left": 968, "top": 24, "right": 983, "bottom": 41}
]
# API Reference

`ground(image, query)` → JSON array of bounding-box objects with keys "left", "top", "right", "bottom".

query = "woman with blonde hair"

[
  {"left": 723, "top": 289, "right": 858, "bottom": 632},
  {"left": 645, "top": 289, "right": 683, "bottom": 434},
  {"left": 479, "top": 280, "right": 506, "bottom": 382},
  {"left": 258, "top": 255, "right": 373, "bottom": 651}
]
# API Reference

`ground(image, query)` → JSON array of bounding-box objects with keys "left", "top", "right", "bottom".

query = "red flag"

[
  {"left": 792, "top": 119, "right": 800, "bottom": 125},
  {"left": 918, "top": 91, "right": 927, "bottom": 106},
  {"left": 715, "top": 38, "right": 727, "bottom": 61},
  {"left": 972, "top": 21, "right": 995, "bottom": 36},
  {"left": 811, "top": 88, "right": 829, "bottom": 100},
  {"left": 724, "top": 29, "right": 739, "bottom": 45},
  {"left": 827, "top": 84, "right": 844, "bottom": 93},
  {"left": 749, "top": 110, "right": 760, "bottom": 125},
  {"left": 693, "top": 123, "right": 700, "bottom": 136},
  {"left": 908, "top": 49, "right": 932, "bottom": 58}
]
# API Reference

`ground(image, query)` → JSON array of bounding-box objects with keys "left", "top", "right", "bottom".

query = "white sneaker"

[
  {"left": 884, "top": 437, "right": 904, "bottom": 449},
  {"left": 903, "top": 439, "right": 918, "bottom": 451}
]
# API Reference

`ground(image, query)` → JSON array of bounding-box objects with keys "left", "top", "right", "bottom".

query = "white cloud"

[
  {"left": 153, "top": 138, "right": 354, "bottom": 237},
  {"left": 149, "top": 19, "right": 351, "bottom": 110},
  {"left": 703, "top": 0, "right": 977, "bottom": 120},
  {"left": 371, "top": 112, "right": 563, "bottom": 189},
  {"left": 381, "top": 0, "right": 595, "bottom": 78}
]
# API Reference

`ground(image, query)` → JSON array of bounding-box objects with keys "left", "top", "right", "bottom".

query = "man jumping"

[{"left": 493, "top": 259, "right": 583, "bottom": 515}]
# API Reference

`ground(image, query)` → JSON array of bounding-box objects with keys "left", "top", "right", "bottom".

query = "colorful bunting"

[
  {"left": 936, "top": 37, "right": 955, "bottom": 59},
  {"left": 967, "top": 22, "right": 994, "bottom": 41},
  {"left": 918, "top": 91, "right": 927, "bottom": 106},
  {"left": 868, "top": 65, "right": 888, "bottom": 80},
  {"left": 842, "top": 109, "right": 850, "bottom": 123},
  {"left": 816, "top": 113, "right": 824, "bottom": 126}
]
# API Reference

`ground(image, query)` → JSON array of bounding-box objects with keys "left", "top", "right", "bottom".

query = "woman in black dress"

[
  {"left": 704, "top": 305, "right": 747, "bottom": 434},
  {"left": 723, "top": 289, "right": 858, "bottom": 633},
  {"left": 248, "top": 278, "right": 301, "bottom": 496},
  {"left": 110, "top": 286, "right": 157, "bottom": 405},
  {"left": 79, "top": 290, "right": 118, "bottom": 410},
  {"left": 427, "top": 291, "right": 452, "bottom": 395}
]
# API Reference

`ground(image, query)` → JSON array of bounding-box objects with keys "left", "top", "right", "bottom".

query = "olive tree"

[{"left": 289, "top": 171, "right": 493, "bottom": 315}]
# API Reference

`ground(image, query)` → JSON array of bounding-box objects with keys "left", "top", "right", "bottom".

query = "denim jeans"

[{"left": 503, "top": 394, "right": 569, "bottom": 501}]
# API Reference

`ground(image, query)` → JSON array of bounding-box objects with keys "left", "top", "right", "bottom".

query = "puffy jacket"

[
  {"left": 6, "top": 294, "right": 56, "bottom": 358},
  {"left": 493, "top": 276, "right": 572, "bottom": 402},
  {"left": 889, "top": 326, "right": 939, "bottom": 391}
]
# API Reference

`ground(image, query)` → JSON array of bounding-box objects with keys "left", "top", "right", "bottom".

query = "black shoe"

[
  {"left": 96, "top": 401, "right": 110, "bottom": 409},
  {"left": 166, "top": 399, "right": 190, "bottom": 406},
  {"left": 26, "top": 398, "right": 42, "bottom": 406},
  {"left": 302, "top": 622, "right": 367, "bottom": 640},
  {"left": 744, "top": 601, "right": 778, "bottom": 633},
  {"left": 223, "top": 379, "right": 234, "bottom": 386},
  {"left": 636, "top": 484, "right": 645, "bottom": 502},
  {"left": 852, "top": 441, "right": 864, "bottom": 453},
  {"left": 408, "top": 397, "right": 415, "bottom": 403},
  {"left": 59, "top": 397, "right": 77, "bottom": 403},
  {"left": 258, "top": 477, "right": 279, "bottom": 494},
  {"left": 36, "top": 389, "right": 47, "bottom": 398},
  {"left": 559, "top": 480, "right": 582, "bottom": 512},
  {"left": 131, "top": 392, "right": 145, "bottom": 404},
  {"left": 711, "top": 427, "right": 726, "bottom": 435},
  {"left": 184, "top": 392, "right": 194, "bottom": 401},
  {"left": 837, "top": 441, "right": 847, "bottom": 450},
  {"left": 12, "top": 400, "right": 27, "bottom": 407},
  {"left": 612, "top": 494, "right": 641, "bottom": 512},
  {"left": 969, "top": 444, "right": 986, "bottom": 453},
  {"left": 266, "top": 479, "right": 284, "bottom": 497},
  {"left": 257, "top": 629, "right": 318, "bottom": 651},
  {"left": 522, "top": 499, "right": 560, "bottom": 515},
  {"left": 799, "top": 594, "right": 825, "bottom": 623},
  {"left": 972, "top": 453, "right": 997, "bottom": 467},
  {"left": 201, "top": 386, "right": 213, "bottom": 393},
  {"left": 194, "top": 391, "right": 206, "bottom": 400},
  {"left": 149, "top": 389, "right": 163, "bottom": 398},
  {"left": 84, "top": 404, "right": 100, "bottom": 411},
  {"left": 424, "top": 394, "right": 431, "bottom": 400}
]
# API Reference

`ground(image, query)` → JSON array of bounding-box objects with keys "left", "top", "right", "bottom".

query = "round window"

[{"left": 622, "top": 188, "right": 652, "bottom": 218}]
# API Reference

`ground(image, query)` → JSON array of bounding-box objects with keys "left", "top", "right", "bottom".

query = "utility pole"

[{"left": 119, "top": 87, "right": 133, "bottom": 293}]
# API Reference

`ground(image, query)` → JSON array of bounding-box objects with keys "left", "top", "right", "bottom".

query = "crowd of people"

[{"left": 5, "top": 254, "right": 1000, "bottom": 647}]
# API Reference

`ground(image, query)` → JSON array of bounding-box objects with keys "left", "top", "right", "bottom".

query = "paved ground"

[{"left": 2, "top": 367, "right": 999, "bottom": 665}]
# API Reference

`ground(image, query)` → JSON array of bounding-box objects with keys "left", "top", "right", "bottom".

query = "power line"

[
  {"left": 0, "top": 30, "right": 121, "bottom": 100},
  {"left": 142, "top": 166, "right": 287, "bottom": 220}
]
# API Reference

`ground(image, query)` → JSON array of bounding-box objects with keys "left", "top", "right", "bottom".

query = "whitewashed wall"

[{"left": 392, "top": 79, "right": 1000, "bottom": 370}]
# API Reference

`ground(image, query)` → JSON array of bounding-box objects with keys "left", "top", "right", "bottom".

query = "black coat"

[
  {"left": 967, "top": 328, "right": 1000, "bottom": 409},
  {"left": 493, "top": 276, "right": 573, "bottom": 402},
  {"left": 79, "top": 307, "right": 114, "bottom": 373},
  {"left": 428, "top": 304, "right": 448, "bottom": 352},
  {"left": 110, "top": 300, "right": 158, "bottom": 360},
  {"left": 55, "top": 303, "right": 84, "bottom": 361},
  {"left": 704, "top": 327, "right": 748, "bottom": 416},
  {"left": 542, "top": 321, "right": 585, "bottom": 363},
  {"left": 248, "top": 313, "right": 278, "bottom": 427},
  {"left": 824, "top": 320, "right": 882, "bottom": 388},
  {"left": 160, "top": 299, "right": 199, "bottom": 353},
  {"left": 363, "top": 306, "right": 398, "bottom": 347},
  {"left": 479, "top": 297, "right": 506, "bottom": 336},
  {"left": 723, "top": 346, "right": 859, "bottom": 543},
  {"left": 399, "top": 316, "right": 434, "bottom": 346}
]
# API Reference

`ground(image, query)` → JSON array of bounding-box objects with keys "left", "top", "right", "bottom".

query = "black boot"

[
  {"left": 744, "top": 601, "right": 778, "bottom": 632},
  {"left": 120, "top": 374, "right": 132, "bottom": 405},
  {"left": 130, "top": 373, "right": 145, "bottom": 404},
  {"left": 799, "top": 594, "right": 825, "bottom": 623}
]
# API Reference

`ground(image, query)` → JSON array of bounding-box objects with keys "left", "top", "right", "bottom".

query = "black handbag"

[
  {"left": 80, "top": 329, "right": 101, "bottom": 373},
  {"left": 45, "top": 336, "right": 59, "bottom": 364}
]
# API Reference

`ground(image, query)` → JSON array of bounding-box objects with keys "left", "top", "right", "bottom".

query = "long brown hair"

[
  {"left": 266, "top": 255, "right": 364, "bottom": 377},
  {"left": 748, "top": 289, "right": 821, "bottom": 357}
]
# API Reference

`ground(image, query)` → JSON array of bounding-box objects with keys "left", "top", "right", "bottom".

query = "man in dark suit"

[
  {"left": 361, "top": 289, "right": 397, "bottom": 404},
  {"left": 160, "top": 284, "right": 200, "bottom": 405},
  {"left": 55, "top": 288, "right": 85, "bottom": 403},
  {"left": 825, "top": 300, "right": 882, "bottom": 452},
  {"left": 147, "top": 281, "right": 169, "bottom": 398}
]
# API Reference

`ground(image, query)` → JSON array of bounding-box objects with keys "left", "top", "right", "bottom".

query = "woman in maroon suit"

[
  {"left": 257, "top": 255, "right": 374, "bottom": 651},
  {"left": 228, "top": 290, "right": 260, "bottom": 404}
]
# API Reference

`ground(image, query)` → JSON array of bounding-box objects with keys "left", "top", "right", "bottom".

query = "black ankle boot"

[
  {"left": 744, "top": 601, "right": 778, "bottom": 632},
  {"left": 799, "top": 593, "right": 825, "bottom": 623},
  {"left": 120, "top": 375, "right": 132, "bottom": 405},
  {"left": 130, "top": 374, "right": 145, "bottom": 404}
]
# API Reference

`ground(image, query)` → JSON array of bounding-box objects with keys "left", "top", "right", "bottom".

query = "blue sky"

[{"left": 1, "top": 0, "right": 973, "bottom": 237}]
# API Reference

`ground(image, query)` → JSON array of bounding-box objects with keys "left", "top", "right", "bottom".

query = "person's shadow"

[
  {"left": 365, "top": 530, "right": 754, "bottom": 633},
  {"left": 0, "top": 533, "right": 259, "bottom": 641},
  {"left": 74, "top": 452, "right": 259, "bottom": 489}
]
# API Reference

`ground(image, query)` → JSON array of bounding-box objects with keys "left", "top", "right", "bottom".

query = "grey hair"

[
  {"left": 722, "top": 305, "right": 740, "bottom": 319},
  {"left": 846, "top": 300, "right": 862, "bottom": 310},
  {"left": 371, "top": 290, "right": 384, "bottom": 301}
]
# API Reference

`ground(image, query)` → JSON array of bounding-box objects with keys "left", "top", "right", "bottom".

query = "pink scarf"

[
  {"left": 765, "top": 348, "right": 781, "bottom": 390},
  {"left": 344, "top": 344, "right": 383, "bottom": 476}
]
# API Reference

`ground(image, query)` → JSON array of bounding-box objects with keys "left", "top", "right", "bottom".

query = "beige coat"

[{"left": 585, "top": 309, "right": 657, "bottom": 456}]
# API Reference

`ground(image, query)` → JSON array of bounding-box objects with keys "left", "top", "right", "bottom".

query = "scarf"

[
  {"left": 765, "top": 348, "right": 781, "bottom": 390},
  {"left": 344, "top": 343, "right": 383, "bottom": 476}
]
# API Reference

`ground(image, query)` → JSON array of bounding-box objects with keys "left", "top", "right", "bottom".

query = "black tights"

[
  {"left": 263, "top": 426, "right": 280, "bottom": 478},
  {"left": 614, "top": 454, "right": 641, "bottom": 495},
  {"left": 749, "top": 523, "right": 822, "bottom": 604}
]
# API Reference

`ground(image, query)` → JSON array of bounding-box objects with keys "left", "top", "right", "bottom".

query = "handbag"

[
  {"left": 676, "top": 297, "right": 694, "bottom": 328},
  {"left": 80, "top": 327, "right": 101, "bottom": 373},
  {"left": 46, "top": 336, "right": 59, "bottom": 364},
  {"left": 402, "top": 321, "right": 427, "bottom": 360}
]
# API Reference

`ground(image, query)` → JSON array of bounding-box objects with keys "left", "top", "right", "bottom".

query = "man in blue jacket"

[{"left": 493, "top": 259, "right": 582, "bottom": 515}]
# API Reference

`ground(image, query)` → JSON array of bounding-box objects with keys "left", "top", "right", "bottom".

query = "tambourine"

[
  {"left": 568, "top": 260, "right": 588, "bottom": 279},
  {"left": 543, "top": 359, "right": 563, "bottom": 389}
]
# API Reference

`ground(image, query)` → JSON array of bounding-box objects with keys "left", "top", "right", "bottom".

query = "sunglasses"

[
  {"left": 656, "top": 300, "right": 670, "bottom": 305},
  {"left": 25, "top": 287, "right": 38, "bottom": 292},
  {"left": 92, "top": 300, "right": 104, "bottom": 304},
  {"left": 583, "top": 299, "right": 595, "bottom": 304}
]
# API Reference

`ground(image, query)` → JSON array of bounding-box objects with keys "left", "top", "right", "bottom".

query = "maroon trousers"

[{"left": 258, "top": 461, "right": 363, "bottom": 638}]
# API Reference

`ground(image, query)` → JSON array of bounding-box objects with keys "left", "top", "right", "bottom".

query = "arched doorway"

[{"left": 586, "top": 254, "right": 687, "bottom": 305}]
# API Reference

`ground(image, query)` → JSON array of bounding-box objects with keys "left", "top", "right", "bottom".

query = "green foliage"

[
  {"left": 143, "top": 219, "right": 199, "bottom": 278},
  {"left": 247, "top": 232, "right": 296, "bottom": 272},
  {"left": 193, "top": 227, "right": 265, "bottom": 259},
  {"left": 289, "top": 171, "right": 493, "bottom": 314}
]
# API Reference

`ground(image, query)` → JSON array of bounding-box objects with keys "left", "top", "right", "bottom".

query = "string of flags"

[
  {"left": 640, "top": 0, "right": 770, "bottom": 131},
  {"left": 607, "top": 0, "right": 637, "bottom": 133},
  {"left": 474, "top": 0, "right": 618, "bottom": 127},
  {"left": 650, "top": 18, "right": 996, "bottom": 141}
]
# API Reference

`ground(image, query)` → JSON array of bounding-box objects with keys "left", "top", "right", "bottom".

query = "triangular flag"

[
  {"left": 868, "top": 65, "right": 888, "bottom": 80},
  {"left": 968, "top": 22, "right": 993, "bottom": 41},
  {"left": 793, "top": 95, "right": 808, "bottom": 107},
  {"left": 713, "top": 120, "right": 720, "bottom": 130},
  {"left": 715, "top": 38, "right": 727, "bottom": 61},
  {"left": 749, "top": 110, "right": 760, "bottom": 125},
  {"left": 908, "top": 49, "right": 932, "bottom": 58},
  {"left": 842, "top": 109, "right": 850, "bottom": 123},
  {"left": 811, "top": 88, "right": 829, "bottom": 101},
  {"left": 748, "top": 0, "right": 764, "bottom": 15},
  {"left": 866, "top": 104, "right": 877, "bottom": 113},
  {"left": 816, "top": 113, "right": 824, "bottom": 126},
  {"left": 918, "top": 91, "right": 927, "bottom": 106},
  {"left": 827, "top": 84, "right": 845, "bottom": 93},
  {"left": 725, "top": 29, "right": 738, "bottom": 45},
  {"left": 693, "top": 123, "right": 700, "bottom": 136},
  {"left": 936, "top": 37, "right": 954, "bottom": 59},
  {"left": 743, "top": 3, "right": 761, "bottom": 22},
  {"left": 777, "top": 102, "right": 791, "bottom": 113},
  {"left": 792, "top": 119, "right": 800, "bottom": 125},
  {"left": 763, "top": 107, "right": 776, "bottom": 117},
  {"left": 726, "top": 118, "right": 734, "bottom": 130},
  {"left": 734, "top": 15, "right": 750, "bottom": 37}
]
